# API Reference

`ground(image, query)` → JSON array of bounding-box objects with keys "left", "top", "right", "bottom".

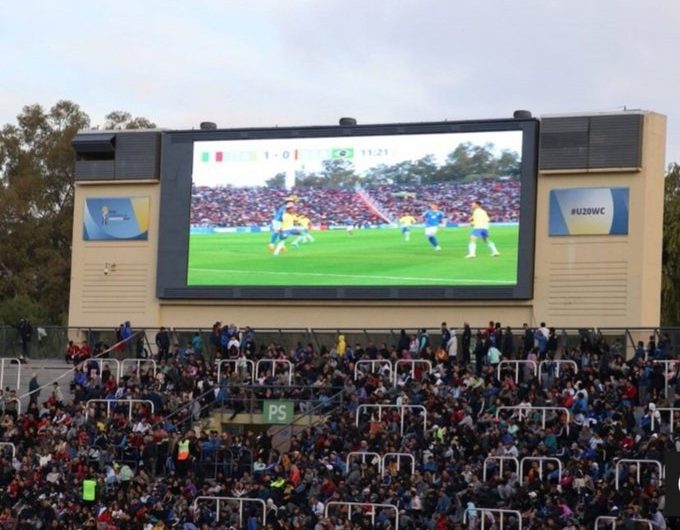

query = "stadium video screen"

[{"left": 186, "top": 129, "right": 528, "bottom": 289}]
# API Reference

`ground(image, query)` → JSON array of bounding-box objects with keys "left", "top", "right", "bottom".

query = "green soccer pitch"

[{"left": 187, "top": 226, "right": 519, "bottom": 286}]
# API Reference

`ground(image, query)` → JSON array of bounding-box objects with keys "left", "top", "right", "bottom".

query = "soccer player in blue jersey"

[
  {"left": 268, "top": 195, "right": 298, "bottom": 251},
  {"left": 423, "top": 204, "right": 445, "bottom": 251}
]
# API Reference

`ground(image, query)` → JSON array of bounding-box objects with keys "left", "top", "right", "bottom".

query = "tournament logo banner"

[
  {"left": 549, "top": 187, "right": 629, "bottom": 236},
  {"left": 83, "top": 197, "right": 150, "bottom": 241}
]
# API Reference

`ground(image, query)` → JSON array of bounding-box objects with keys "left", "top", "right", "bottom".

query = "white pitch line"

[{"left": 191, "top": 268, "right": 513, "bottom": 284}]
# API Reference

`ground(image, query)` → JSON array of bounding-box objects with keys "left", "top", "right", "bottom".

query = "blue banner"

[
  {"left": 83, "top": 197, "right": 150, "bottom": 241},
  {"left": 549, "top": 188, "right": 629, "bottom": 236}
]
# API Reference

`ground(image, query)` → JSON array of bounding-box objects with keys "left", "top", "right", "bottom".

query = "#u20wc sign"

[
  {"left": 83, "top": 197, "right": 150, "bottom": 241},
  {"left": 549, "top": 187, "right": 629, "bottom": 236}
]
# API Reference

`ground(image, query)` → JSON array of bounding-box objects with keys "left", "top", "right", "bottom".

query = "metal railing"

[
  {"left": 5, "top": 326, "right": 679, "bottom": 361},
  {"left": 519, "top": 456, "right": 563, "bottom": 484},
  {"left": 0, "top": 358, "right": 21, "bottom": 391},
  {"left": 496, "top": 406, "right": 571, "bottom": 434},
  {"left": 87, "top": 399, "right": 155, "bottom": 421},
  {"left": 255, "top": 358, "right": 293, "bottom": 385},
  {"left": 193, "top": 496, "right": 266, "bottom": 526},
  {"left": 651, "top": 406, "right": 680, "bottom": 432},
  {"left": 354, "top": 359, "right": 392, "bottom": 381},
  {"left": 345, "top": 451, "right": 382, "bottom": 475},
  {"left": 538, "top": 359, "right": 579, "bottom": 379},
  {"left": 614, "top": 458, "right": 663, "bottom": 490},
  {"left": 356, "top": 404, "right": 427, "bottom": 435},
  {"left": 216, "top": 358, "right": 255, "bottom": 383},
  {"left": 464, "top": 507, "right": 522, "bottom": 530},
  {"left": 482, "top": 456, "right": 520, "bottom": 482},
  {"left": 497, "top": 360, "right": 537, "bottom": 383},
  {"left": 0, "top": 442, "right": 16, "bottom": 459},
  {"left": 325, "top": 501, "right": 399, "bottom": 529},
  {"left": 393, "top": 359, "right": 432, "bottom": 386},
  {"left": 594, "top": 516, "right": 653, "bottom": 529},
  {"left": 381, "top": 452, "right": 415, "bottom": 476}
]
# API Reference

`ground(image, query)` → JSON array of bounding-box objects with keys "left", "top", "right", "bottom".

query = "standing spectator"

[
  {"left": 28, "top": 373, "right": 40, "bottom": 405},
  {"left": 501, "top": 326, "right": 515, "bottom": 358},
  {"left": 121, "top": 321, "right": 133, "bottom": 355},
  {"left": 155, "top": 327, "right": 171, "bottom": 360},
  {"left": 440, "top": 322, "right": 451, "bottom": 350},
  {"left": 417, "top": 328, "right": 430, "bottom": 355},
  {"left": 522, "top": 323, "right": 535, "bottom": 354},
  {"left": 461, "top": 323, "right": 472, "bottom": 365},
  {"left": 191, "top": 332, "right": 204, "bottom": 356},
  {"left": 16, "top": 318, "right": 32, "bottom": 361}
]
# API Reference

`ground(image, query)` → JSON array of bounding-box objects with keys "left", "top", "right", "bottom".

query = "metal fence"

[{"left": 3, "top": 325, "right": 679, "bottom": 361}]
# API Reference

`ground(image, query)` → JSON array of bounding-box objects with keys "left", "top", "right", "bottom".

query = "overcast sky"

[{"left": 1, "top": 0, "right": 679, "bottom": 164}]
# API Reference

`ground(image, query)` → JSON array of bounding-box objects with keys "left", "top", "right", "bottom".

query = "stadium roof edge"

[{"left": 540, "top": 110, "right": 649, "bottom": 118}]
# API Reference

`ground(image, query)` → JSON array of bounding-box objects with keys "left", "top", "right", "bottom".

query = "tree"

[
  {"left": 0, "top": 101, "right": 155, "bottom": 324},
  {"left": 265, "top": 172, "right": 286, "bottom": 189},
  {"left": 103, "top": 111, "right": 156, "bottom": 130},
  {"left": 662, "top": 163, "right": 680, "bottom": 325}
]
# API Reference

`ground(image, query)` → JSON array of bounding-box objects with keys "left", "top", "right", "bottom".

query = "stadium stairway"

[{"left": 1, "top": 357, "right": 73, "bottom": 409}]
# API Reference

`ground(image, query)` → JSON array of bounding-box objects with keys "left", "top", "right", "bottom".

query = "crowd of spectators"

[
  {"left": 0, "top": 320, "right": 676, "bottom": 529},
  {"left": 190, "top": 178, "right": 520, "bottom": 229}
]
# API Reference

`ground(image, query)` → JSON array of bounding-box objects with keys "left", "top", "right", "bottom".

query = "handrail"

[
  {"left": 120, "top": 358, "right": 157, "bottom": 380},
  {"left": 614, "top": 458, "right": 663, "bottom": 490},
  {"left": 594, "top": 516, "right": 652, "bottom": 529},
  {"left": 354, "top": 359, "right": 392, "bottom": 381},
  {"left": 325, "top": 501, "right": 399, "bottom": 529},
  {"left": 519, "top": 456, "right": 563, "bottom": 485},
  {"left": 651, "top": 406, "right": 680, "bottom": 433},
  {"left": 193, "top": 496, "right": 266, "bottom": 525},
  {"left": 269, "top": 387, "right": 345, "bottom": 453},
  {"left": 381, "top": 452, "right": 415, "bottom": 476},
  {"left": 393, "top": 359, "right": 432, "bottom": 386},
  {"left": 216, "top": 358, "right": 255, "bottom": 383},
  {"left": 496, "top": 405, "right": 571, "bottom": 435},
  {"left": 463, "top": 507, "right": 523, "bottom": 530},
  {"left": 0, "top": 358, "right": 21, "bottom": 391},
  {"left": 255, "top": 358, "right": 293, "bottom": 385},
  {"left": 17, "top": 331, "right": 145, "bottom": 401},
  {"left": 356, "top": 404, "right": 427, "bottom": 435},
  {"left": 538, "top": 359, "right": 579, "bottom": 379},
  {"left": 497, "top": 360, "right": 537, "bottom": 383},
  {"left": 0, "top": 442, "right": 16, "bottom": 459},
  {"left": 482, "top": 456, "right": 519, "bottom": 482},
  {"left": 345, "top": 451, "right": 382, "bottom": 475},
  {"left": 87, "top": 398, "right": 155, "bottom": 421}
]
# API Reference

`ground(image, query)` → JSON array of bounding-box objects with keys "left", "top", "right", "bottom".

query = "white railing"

[
  {"left": 193, "top": 496, "right": 266, "bottom": 526},
  {"left": 519, "top": 456, "right": 563, "bottom": 485},
  {"left": 538, "top": 359, "right": 579, "bottom": 379},
  {"left": 354, "top": 359, "right": 393, "bottom": 381},
  {"left": 393, "top": 359, "right": 432, "bottom": 386},
  {"left": 614, "top": 458, "right": 663, "bottom": 491},
  {"left": 464, "top": 507, "right": 522, "bottom": 530},
  {"left": 119, "top": 358, "right": 157, "bottom": 380},
  {"left": 482, "top": 456, "right": 520, "bottom": 482},
  {"left": 653, "top": 359, "right": 678, "bottom": 397},
  {"left": 83, "top": 358, "right": 120, "bottom": 383},
  {"left": 216, "top": 359, "right": 255, "bottom": 383},
  {"left": 651, "top": 406, "right": 680, "bottom": 432},
  {"left": 381, "top": 452, "right": 416, "bottom": 476},
  {"left": 0, "top": 442, "right": 16, "bottom": 459},
  {"left": 594, "top": 515, "right": 653, "bottom": 529},
  {"left": 86, "top": 398, "right": 155, "bottom": 421},
  {"left": 0, "top": 358, "right": 21, "bottom": 391},
  {"left": 325, "top": 501, "right": 399, "bottom": 529},
  {"left": 496, "top": 406, "right": 571, "bottom": 435},
  {"left": 497, "top": 360, "right": 537, "bottom": 383},
  {"left": 356, "top": 404, "right": 427, "bottom": 435},
  {"left": 345, "top": 451, "right": 382, "bottom": 475},
  {"left": 255, "top": 359, "right": 293, "bottom": 385}
]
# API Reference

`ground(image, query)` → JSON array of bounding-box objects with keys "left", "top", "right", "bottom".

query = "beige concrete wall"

[
  {"left": 68, "top": 182, "right": 161, "bottom": 327},
  {"left": 532, "top": 113, "right": 666, "bottom": 327},
  {"left": 68, "top": 112, "right": 666, "bottom": 330}
]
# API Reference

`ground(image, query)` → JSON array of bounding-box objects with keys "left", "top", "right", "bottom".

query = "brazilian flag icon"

[{"left": 331, "top": 148, "right": 354, "bottom": 159}]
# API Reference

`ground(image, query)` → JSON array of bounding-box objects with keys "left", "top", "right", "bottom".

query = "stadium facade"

[{"left": 68, "top": 111, "right": 665, "bottom": 329}]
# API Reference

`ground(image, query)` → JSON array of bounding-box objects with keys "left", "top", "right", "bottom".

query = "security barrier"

[
  {"left": 325, "top": 501, "right": 399, "bottom": 529},
  {"left": 614, "top": 458, "right": 663, "bottom": 491},
  {"left": 463, "top": 507, "right": 523, "bottom": 530},
  {"left": 356, "top": 404, "right": 427, "bottom": 435},
  {"left": 482, "top": 456, "right": 519, "bottom": 482},
  {"left": 497, "top": 360, "right": 537, "bottom": 383},
  {"left": 519, "top": 456, "right": 563, "bottom": 484},
  {"left": 345, "top": 451, "right": 382, "bottom": 476},
  {"left": 193, "top": 496, "right": 266, "bottom": 526}
]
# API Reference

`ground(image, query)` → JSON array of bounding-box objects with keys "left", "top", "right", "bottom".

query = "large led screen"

[{"left": 187, "top": 131, "right": 524, "bottom": 287}]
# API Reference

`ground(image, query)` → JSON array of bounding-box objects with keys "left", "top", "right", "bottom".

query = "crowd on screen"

[
  {"left": 190, "top": 179, "right": 520, "bottom": 228},
  {"left": 0, "top": 320, "right": 676, "bottom": 529}
]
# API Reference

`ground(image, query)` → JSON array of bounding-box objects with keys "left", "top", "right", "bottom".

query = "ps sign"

[{"left": 263, "top": 400, "right": 293, "bottom": 424}]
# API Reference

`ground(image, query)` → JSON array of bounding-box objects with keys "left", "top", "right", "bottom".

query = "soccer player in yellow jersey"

[
  {"left": 466, "top": 200, "right": 500, "bottom": 258},
  {"left": 291, "top": 214, "right": 314, "bottom": 248},
  {"left": 273, "top": 203, "right": 296, "bottom": 255},
  {"left": 399, "top": 214, "right": 417, "bottom": 242}
]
